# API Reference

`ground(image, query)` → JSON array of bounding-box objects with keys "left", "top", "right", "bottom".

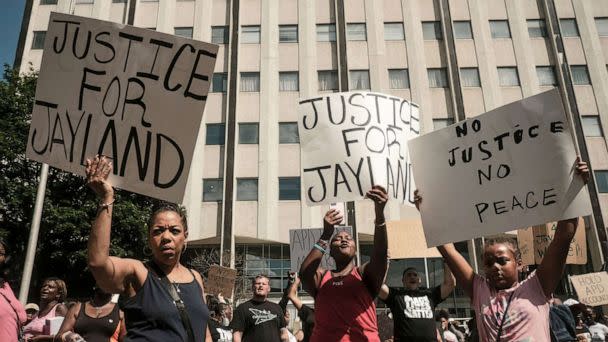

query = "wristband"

[
  {"left": 313, "top": 243, "right": 326, "bottom": 254},
  {"left": 98, "top": 198, "right": 115, "bottom": 212},
  {"left": 375, "top": 220, "right": 386, "bottom": 227},
  {"left": 316, "top": 239, "right": 329, "bottom": 249}
]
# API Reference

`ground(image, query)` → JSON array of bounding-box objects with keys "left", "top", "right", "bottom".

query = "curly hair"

[
  {"left": 147, "top": 202, "right": 189, "bottom": 232},
  {"left": 483, "top": 237, "right": 521, "bottom": 261},
  {"left": 42, "top": 277, "right": 67, "bottom": 303}
]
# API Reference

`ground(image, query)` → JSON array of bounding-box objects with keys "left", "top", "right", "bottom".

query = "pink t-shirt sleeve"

[{"left": 472, "top": 274, "right": 490, "bottom": 308}]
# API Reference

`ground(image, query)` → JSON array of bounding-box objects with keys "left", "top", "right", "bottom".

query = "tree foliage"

[{"left": 0, "top": 65, "right": 154, "bottom": 301}]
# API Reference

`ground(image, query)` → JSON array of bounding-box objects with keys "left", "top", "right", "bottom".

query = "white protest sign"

[
  {"left": 298, "top": 92, "right": 420, "bottom": 206},
  {"left": 408, "top": 89, "right": 592, "bottom": 247},
  {"left": 289, "top": 226, "right": 353, "bottom": 272},
  {"left": 570, "top": 272, "right": 608, "bottom": 307},
  {"left": 26, "top": 13, "right": 218, "bottom": 203}
]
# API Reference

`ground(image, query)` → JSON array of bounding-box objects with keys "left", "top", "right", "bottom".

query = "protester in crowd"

[
  {"left": 436, "top": 310, "right": 465, "bottom": 342},
  {"left": 56, "top": 283, "right": 125, "bottom": 342},
  {"left": 416, "top": 158, "right": 590, "bottom": 341},
  {"left": 436, "top": 313, "right": 458, "bottom": 342},
  {"left": 85, "top": 155, "right": 211, "bottom": 341},
  {"left": 379, "top": 262, "right": 455, "bottom": 341},
  {"left": 25, "top": 303, "right": 40, "bottom": 325},
  {"left": 300, "top": 186, "right": 388, "bottom": 342},
  {"left": 279, "top": 273, "right": 314, "bottom": 342},
  {"left": 584, "top": 306, "right": 608, "bottom": 341},
  {"left": 0, "top": 238, "right": 27, "bottom": 341},
  {"left": 207, "top": 295, "right": 233, "bottom": 342},
  {"left": 23, "top": 277, "right": 68, "bottom": 340},
  {"left": 283, "top": 310, "right": 298, "bottom": 342},
  {"left": 231, "top": 274, "right": 289, "bottom": 342},
  {"left": 465, "top": 316, "right": 478, "bottom": 342},
  {"left": 575, "top": 311, "right": 592, "bottom": 342},
  {"left": 549, "top": 297, "right": 577, "bottom": 342}
]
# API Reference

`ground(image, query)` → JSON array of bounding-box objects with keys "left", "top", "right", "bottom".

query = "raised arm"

[
  {"left": 287, "top": 276, "right": 304, "bottom": 311},
  {"left": 378, "top": 284, "right": 390, "bottom": 301},
  {"left": 440, "top": 262, "right": 456, "bottom": 300},
  {"left": 361, "top": 186, "right": 389, "bottom": 297},
  {"left": 86, "top": 156, "right": 142, "bottom": 294},
  {"left": 537, "top": 158, "right": 589, "bottom": 297},
  {"left": 56, "top": 302, "right": 81, "bottom": 342},
  {"left": 299, "top": 209, "right": 342, "bottom": 298},
  {"left": 437, "top": 244, "right": 475, "bottom": 298}
]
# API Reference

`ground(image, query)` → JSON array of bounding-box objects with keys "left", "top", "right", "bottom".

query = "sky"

[{"left": 0, "top": 0, "right": 25, "bottom": 69}]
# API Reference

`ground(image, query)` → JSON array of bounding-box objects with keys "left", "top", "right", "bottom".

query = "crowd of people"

[{"left": 0, "top": 155, "right": 602, "bottom": 342}]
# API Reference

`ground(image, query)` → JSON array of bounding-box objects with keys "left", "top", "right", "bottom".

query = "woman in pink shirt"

[
  {"left": 0, "top": 238, "right": 27, "bottom": 342},
  {"left": 300, "top": 186, "right": 388, "bottom": 342},
  {"left": 23, "top": 277, "right": 68, "bottom": 340},
  {"left": 417, "top": 158, "right": 590, "bottom": 341}
]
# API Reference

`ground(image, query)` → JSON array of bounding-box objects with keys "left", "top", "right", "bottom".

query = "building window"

[
  {"left": 279, "top": 25, "right": 298, "bottom": 43},
  {"left": 385, "top": 23, "right": 405, "bottom": 40},
  {"left": 317, "top": 24, "right": 336, "bottom": 42},
  {"left": 347, "top": 23, "right": 367, "bottom": 41},
  {"left": 237, "top": 178, "right": 258, "bottom": 201},
  {"left": 32, "top": 31, "right": 46, "bottom": 50},
  {"left": 490, "top": 20, "right": 511, "bottom": 38},
  {"left": 428, "top": 68, "right": 448, "bottom": 88},
  {"left": 206, "top": 123, "right": 225, "bottom": 145},
  {"left": 279, "top": 122, "right": 299, "bottom": 143},
  {"left": 40, "top": 0, "right": 58, "bottom": 4},
  {"left": 174, "top": 27, "right": 193, "bottom": 39},
  {"left": 212, "top": 26, "right": 229, "bottom": 44},
  {"left": 112, "top": 0, "right": 127, "bottom": 2},
  {"left": 596, "top": 18, "right": 608, "bottom": 37},
  {"left": 422, "top": 21, "right": 442, "bottom": 40},
  {"left": 596, "top": 171, "right": 608, "bottom": 193},
  {"left": 76, "top": 0, "right": 94, "bottom": 3},
  {"left": 318, "top": 70, "right": 338, "bottom": 91},
  {"left": 582, "top": 116, "right": 603, "bottom": 137},
  {"left": 279, "top": 72, "right": 299, "bottom": 91},
  {"left": 527, "top": 19, "right": 547, "bottom": 38},
  {"left": 498, "top": 67, "right": 520, "bottom": 86},
  {"left": 536, "top": 66, "right": 557, "bottom": 86},
  {"left": 242, "top": 26, "right": 260, "bottom": 44},
  {"left": 453, "top": 21, "right": 473, "bottom": 39},
  {"left": 433, "top": 118, "right": 455, "bottom": 130},
  {"left": 388, "top": 69, "right": 409, "bottom": 89},
  {"left": 212, "top": 73, "right": 227, "bottom": 93},
  {"left": 279, "top": 177, "right": 300, "bottom": 200},
  {"left": 203, "top": 179, "right": 223, "bottom": 202},
  {"left": 140, "top": 0, "right": 158, "bottom": 2},
  {"left": 460, "top": 68, "right": 480, "bottom": 87},
  {"left": 349, "top": 70, "right": 370, "bottom": 90},
  {"left": 237, "top": 244, "right": 292, "bottom": 292},
  {"left": 241, "top": 72, "right": 260, "bottom": 92},
  {"left": 560, "top": 19, "right": 579, "bottom": 37},
  {"left": 239, "top": 123, "right": 259, "bottom": 144},
  {"left": 571, "top": 65, "right": 591, "bottom": 85}
]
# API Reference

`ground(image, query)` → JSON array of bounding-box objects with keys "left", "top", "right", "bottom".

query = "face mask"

[{"left": 222, "top": 317, "right": 230, "bottom": 327}]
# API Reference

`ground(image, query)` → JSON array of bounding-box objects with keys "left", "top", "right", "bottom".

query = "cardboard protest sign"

[
  {"left": 289, "top": 226, "right": 353, "bottom": 272},
  {"left": 408, "top": 89, "right": 592, "bottom": 247},
  {"left": 298, "top": 92, "right": 420, "bottom": 206},
  {"left": 26, "top": 13, "right": 218, "bottom": 203},
  {"left": 386, "top": 220, "right": 441, "bottom": 259},
  {"left": 517, "top": 217, "right": 586, "bottom": 265},
  {"left": 205, "top": 265, "right": 238, "bottom": 297},
  {"left": 570, "top": 272, "right": 608, "bottom": 307}
]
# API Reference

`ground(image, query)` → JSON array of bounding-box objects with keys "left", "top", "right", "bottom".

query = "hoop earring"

[{"left": 143, "top": 245, "right": 152, "bottom": 256}]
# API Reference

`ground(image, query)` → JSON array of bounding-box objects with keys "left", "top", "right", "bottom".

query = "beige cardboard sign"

[
  {"left": 571, "top": 272, "right": 608, "bottom": 307},
  {"left": 205, "top": 265, "right": 237, "bottom": 297},
  {"left": 386, "top": 220, "right": 441, "bottom": 259},
  {"left": 26, "top": 13, "right": 218, "bottom": 202},
  {"left": 517, "top": 217, "right": 586, "bottom": 265}
]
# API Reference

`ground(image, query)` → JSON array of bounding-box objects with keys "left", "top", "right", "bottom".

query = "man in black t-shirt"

[
  {"left": 231, "top": 274, "right": 289, "bottom": 342},
  {"left": 379, "top": 264, "right": 455, "bottom": 342}
]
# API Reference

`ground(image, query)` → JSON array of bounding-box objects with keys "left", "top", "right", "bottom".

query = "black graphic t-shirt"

[
  {"left": 208, "top": 319, "right": 233, "bottom": 342},
  {"left": 231, "top": 299, "right": 286, "bottom": 342},
  {"left": 383, "top": 286, "right": 444, "bottom": 342}
]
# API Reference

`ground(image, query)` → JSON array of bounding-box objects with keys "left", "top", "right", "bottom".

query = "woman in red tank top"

[{"left": 300, "top": 186, "right": 389, "bottom": 342}]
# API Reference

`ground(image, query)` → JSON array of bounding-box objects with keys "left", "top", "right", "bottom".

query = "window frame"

[
  {"left": 316, "top": 24, "right": 337, "bottom": 42},
  {"left": 31, "top": 31, "right": 46, "bottom": 50},
  {"left": 279, "top": 71, "right": 299, "bottom": 92},
  {"left": 238, "top": 123, "right": 259, "bottom": 144},
  {"left": 174, "top": 27, "right": 193, "bottom": 39},
  {"left": 388, "top": 69, "right": 410, "bottom": 89},
  {"left": 453, "top": 21, "right": 473, "bottom": 39},
  {"left": 205, "top": 123, "right": 226, "bottom": 145},
  {"left": 490, "top": 20, "right": 511, "bottom": 39},
  {"left": 211, "top": 26, "right": 229, "bottom": 44},
  {"left": 203, "top": 178, "right": 223, "bottom": 202},
  {"left": 241, "top": 25, "right": 261, "bottom": 44},
  {"left": 279, "top": 177, "right": 301, "bottom": 200},
  {"left": 279, "top": 25, "right": 298, "bottom": 43},
  {"left": 422, "top": 21, "right": 443, "bottom": 40},
  {"left": 384, "top": 22, "right": 405, "bottom": 41},
  {"left": 279, "top": 122, "right": 300, "bottom": 144},
  {"left": 497, "top": 67, "right": 520, "bottom": 87},
  {"left": 347, "top": 23, "right": 367, "bottom": 41},
  {"left": 236, "top": 178, "right": 259, "bottom": 201}
]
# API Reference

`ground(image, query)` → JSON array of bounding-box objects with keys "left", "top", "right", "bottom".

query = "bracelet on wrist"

[
  {"left": 316, "top": 239, "right": 329, "bottom": 248},
  {"left": 375, "top": 220, "right": 386, "bottom": 227},
  {"left": 313, "top": 243, "right": 326, "bottom": 254},
  {"left": 98, "top": 198, "right": 115, "bottom": 212}
]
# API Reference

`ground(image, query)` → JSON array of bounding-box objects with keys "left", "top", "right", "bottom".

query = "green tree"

[{"left": 0, "top": 65, "right": 154, "bottom": 301}]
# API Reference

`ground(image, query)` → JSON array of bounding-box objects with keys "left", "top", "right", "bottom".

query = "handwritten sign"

[
  {"left": 205, "top": 265, "right": 238, "bottom": 298},
  {"left": 26, "top": 13, "right": 218, "bottom": 202},
  {"left": 289, "top": 227, "right": 353, "bottom": 272},
  {"left": 298, "top": 92, "right": 420, "bottom": 206},
  {"left": 517, "top": 217, "right": 586, "bottom": 265},
  {"left": 571, "top": 272, "right": 608, "bottom": 307},
  {"left": 386, "top": 220, "right": 441, "bottom": 259},
  {"left": 408, "top": 89, "right": 592, "bottom": 247}
]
